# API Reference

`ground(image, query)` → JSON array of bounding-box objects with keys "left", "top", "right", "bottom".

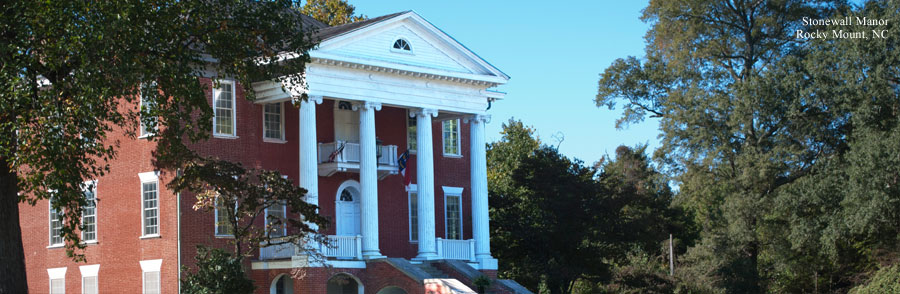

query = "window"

[
  {"left": 392, "top": 38, "right": 411, "bottom": 51},
  {"left": 49, "top": 197, "right": 63, "bottom": 246},
  {"left": 82, "top": 181, "right": 97, "bottom": 242},
  {"left": 141, "top": 181, "right": 159, "bottom": 237},
  {"left": 140, "top": 259, "right": 162, "bottom": 294},
  {"left": 442, "top": 119, "right": 460, "bottom": 156},
  {"left": 263, "top": 102, "right": 284, "bottom": 141},
  {"left": 265, "top": 201, "right": 286, "bottom": 237},
  {"left": 139, "top": 86, "right": 156, "bottom": 137},
  {"left": 215, "top": 196, "right": 234, "bottom": 236},
  {"left": 443, "top": 187, "right": 463, "bottom": 240},
  {"left": 408, "top": 185, "right": 418, "bottom": 242},
  {"left": 407, "top": 110, "right": 417, "bottom": 152},
  {"left": 80, "top": 264, "right": 99, "bottom": 294},
  {"left": 82, "top": 276, "right": 98, "bottom": 294},
  {"left": 213, "top": 81, "right": 236, "bottom": 136},
  {"left": 48, "top": 267, "right": 66, "bottom": 294}
]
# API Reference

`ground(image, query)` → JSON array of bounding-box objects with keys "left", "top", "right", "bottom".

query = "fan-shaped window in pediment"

[{"left": 392, "top": 39, "right": 411, "bottom": 51}]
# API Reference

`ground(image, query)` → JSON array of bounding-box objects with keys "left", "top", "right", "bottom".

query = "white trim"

[
  {"left": 213, "top": 80, "right": 237, "bottom": 137},
  {"left": 79, "top": 264, "right": 99, "bottom": 277},
  {"left": 49, "top": 196, "right": 63, "bottom": 246},
  {"left": 262, "top": 102, "right": 286, "bottom": 141},
  {"left": 48, "top": 267, "right": 67, "bottom": 279},
  {"left": 442, "top": 186, "right": 464, "bottom": 240},
  {"left": 442, "top": 119, "right": 461, "bottom": 157},
  {"left": 407, "top": 184, "right": 418, "bottom": 242},
  {"left": 138, "top": 171, "right": 159, "bottom": 183}
]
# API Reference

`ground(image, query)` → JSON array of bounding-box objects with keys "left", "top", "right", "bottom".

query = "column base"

[
  {"left": 476, "top": 256, "right": 498, "bottom": 270},
  {"left": 412, "top": 253, "right": 440, "bottom": 261},
  {"left": 362, "top": 252, "right": 386, "bottom": 260}
]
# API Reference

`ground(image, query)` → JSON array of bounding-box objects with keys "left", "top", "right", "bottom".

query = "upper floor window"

[
  {"left": 82, "top": 181, "right": 97, "bottom": 242},
  {"left": 215, "top": 196, "right": 234, "bottom": 236},
  {"left": 392, "top": 39, "right": 411, "bottom": 51},
  {"left": 443, "top": 187, "right": 463, "bottom": 240},
  {"left": 213, "top": 81, "right": 236, "bottom": 137},
  {"left": 141, "top": 180, "right": 159, "bottom": 237},
  {"left": 49, "top": 197, "right": 64, "bottom": 246},
  {"left": 265, "top": 200, "right": 286, "bottom": 237},
  {"left": 408, "top": 184, "right": 418, "bottom": 242},
  {"left": 139, "top": 84, "right": 157, "bottom": 137},
  {"left": 442, "top": 119, "right": 461, "bottom": 156},
  {"left": 263, "top": 102, "right": 284, "bottom": 141},
  {"left": 407, "top": 111, "right": 417, "bottom": 152}
]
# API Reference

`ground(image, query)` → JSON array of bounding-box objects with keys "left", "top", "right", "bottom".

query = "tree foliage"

[
  {"left": 488, "top": 120, "right": 684, "bottom": 294},
  {"left": 597, "top": 0, "right": 899, "bottom": 292},
  {"left": 181, "top": 245, "right": 256, "bottom": 294},
  {"left": 0, "top": 1, "right": 322, "bottom": 292},
  {"left": 300, "top": 0, "right": 367, "bottom": 26}
]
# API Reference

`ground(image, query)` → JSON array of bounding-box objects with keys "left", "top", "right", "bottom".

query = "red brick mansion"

[{"left": 18, "top": 11, "right": 531, "bottom": 294}]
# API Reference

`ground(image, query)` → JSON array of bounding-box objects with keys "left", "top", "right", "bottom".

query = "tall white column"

[
  {"left": 468, "top": 114, "right": 498, "bottom": 270},
  {"left": 413, "top": 108, "right": 439, "bottom": 260},
  {"left": 299, "top": 96, "right": 322, "bottom": 231},
  {"left": 356, "top": 101, "right": 384, "bottom": 259}
]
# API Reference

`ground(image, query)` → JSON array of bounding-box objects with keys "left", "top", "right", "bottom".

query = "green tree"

[
  {"left": 488, "top": 120, "right": 684, "bottom": 294},
  {"left": 0, "top": 1, "right": 321, "bottom": 292},
  {"left": 181, "top": 245, "right": 256, "bottom": 294},
  {"left": 300, "top": 0, "right": 367, "bottom": 26},
  {"left": 597, "top": 0, "right": 899, "bottom": 292}
]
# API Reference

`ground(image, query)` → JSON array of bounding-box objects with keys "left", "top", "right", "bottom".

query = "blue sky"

[{"left": 351, "top": 0, "right": 661, "bottom": 164}]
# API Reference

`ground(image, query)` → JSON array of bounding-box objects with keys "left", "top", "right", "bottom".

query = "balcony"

[
  {"left": 317, "top": 141, "right": 399, "bottom": 178},
  {"left": 258, "top": 235, "right": 363, "bottom": 261}
]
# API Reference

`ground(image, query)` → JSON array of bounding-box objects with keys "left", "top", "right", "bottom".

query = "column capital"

[
  {"left": 352, "top": 101, "right": 382, "bottom": 111},
  {"left": 410, "top": 108, "right": 439, "bottom": 118},
  {"left": 464, "top": 114, "right": 491, "bottom": 124},
  {"left": 295, "top": 95, "right": 323, "bottom": 105}
]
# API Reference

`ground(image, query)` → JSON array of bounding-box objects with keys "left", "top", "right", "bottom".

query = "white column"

[
  {"left": 356, "top": 101, "right": 384, "bottom": 259},
  {"left": 413, "top": 108, "right": 439, "bottom": 260},
  {"left": 299, "top": 96, "right": 322, "bottom": 231},
  {"left": 468, "top": 114, "right": 498, "bottom": 270}
]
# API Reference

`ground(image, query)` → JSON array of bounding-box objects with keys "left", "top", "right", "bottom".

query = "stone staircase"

[{"left": 416, "top": 262, "right": 451, "bottom": 278}]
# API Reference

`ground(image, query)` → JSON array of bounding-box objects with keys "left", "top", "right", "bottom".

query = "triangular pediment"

[{"left": 310, "top": 11, "right": 508, "bottom": 83}]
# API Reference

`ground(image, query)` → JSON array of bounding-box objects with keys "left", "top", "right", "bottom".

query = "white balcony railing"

[
  {"left": 317, "top": 141, "right": 399, "bottom": 178},
  {"left": 322, "top": 235, "right": 362, "bottom": 260},
  {"left": 259, "top": 239, "right": 296, "bottom": 260},
  {"left": 436, "top": 238, "right": 476, "bottom": 262}
]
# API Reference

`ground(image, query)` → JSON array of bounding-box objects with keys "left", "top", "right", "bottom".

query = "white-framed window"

[
  {"left": 406, "top": 110, "right": 417, "bottom": 152},
  {"left": 443, "top": 186, "right": 463, "bottom": 240},
  {"left": 213, "top": 81, "right": 236, "bottom": 137},
  {"left": 79, "top": 264, "right": 99, "bottom": 294},
  {"left": 215, "top": 196, "right": 234, "bottom": 236},
  {"left": 408, "top": 184, "right": 418, "bottom": 242},
  {"left": 265, "top": 200, "right": 286, "bottom": 237},
  {"left": 442, "top": 119, "right": 461, "bottom": 156},
  {"left": 82, "top": 181, "right": 97, "bottom": 243},
  {"left": 49, "top": 196, "right": 64, "bottom": 246},
  {"left": 392, "top": 38, "right": 412, "bottom": 53},
  {"left": 48, "top": 267, "right": 67, "bottom": 294},
  {"left": 139, "top": 85, "right": 157, "bottom": 137},
  {"left": 263, "top": 102, "right": 285, "bottom": 141},
  {"left": 139, "top": 172, "right": 159, "bottom": 237},
  {"left": 140, "top": 259, "right": 162, "bottom": 294}
]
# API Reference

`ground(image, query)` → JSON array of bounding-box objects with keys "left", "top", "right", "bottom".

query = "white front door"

[
  {"left": 334, "top": 101, "right": 359, "bottom": 143},
  {"left": 336, "top": 188, "right": 361, "bottom": 236}
]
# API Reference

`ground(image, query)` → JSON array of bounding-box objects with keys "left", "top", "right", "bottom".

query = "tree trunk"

[{"left": 0, "top": 157, "right": 28, "bottom": 294}]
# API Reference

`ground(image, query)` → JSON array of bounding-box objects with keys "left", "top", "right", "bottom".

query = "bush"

[
  {"left": 181, "top": 246, "right": 255, "bottom": 294},
  {"left": 850, "top": 264, "right": 900, "bottom": 294}
]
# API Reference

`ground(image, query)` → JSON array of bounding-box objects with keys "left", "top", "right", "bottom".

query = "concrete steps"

[{"left": 415, "top": 262, "right": 451, "bottom": 279}]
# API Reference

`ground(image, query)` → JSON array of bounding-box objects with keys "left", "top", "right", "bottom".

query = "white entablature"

[{"left": 253, "top": 11, "right": 508, "bottom": 115}]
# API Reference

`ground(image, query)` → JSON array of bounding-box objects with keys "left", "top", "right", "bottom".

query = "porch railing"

[
  {"left": 317, "top": 141, "right": 398, "bottom": 166},
  {"left": 321, "top": 235, "right": 362, "bottom": 260},
  {"left": 436, "top": 238, "right": 476, "bottom": 262},
  {"left": 259, "top": 238, "right": 295, "bottom": 260}
]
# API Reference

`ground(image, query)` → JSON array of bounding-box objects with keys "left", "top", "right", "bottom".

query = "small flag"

[{"left": 398, "top": 149, "right": 412, "bottom": 191}]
